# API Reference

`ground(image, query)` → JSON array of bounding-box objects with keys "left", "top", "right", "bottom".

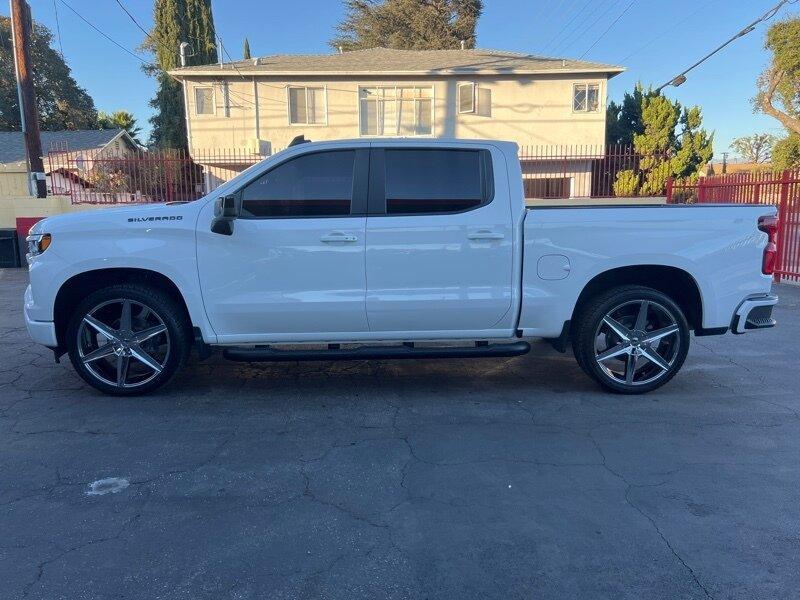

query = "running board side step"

[{"left": 223, "top": 341, "right": 531, "bottom": 363}]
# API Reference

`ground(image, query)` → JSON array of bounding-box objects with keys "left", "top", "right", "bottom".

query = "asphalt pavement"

[{"left": 2, "top": 268, "right": 799, "bottom": 599}]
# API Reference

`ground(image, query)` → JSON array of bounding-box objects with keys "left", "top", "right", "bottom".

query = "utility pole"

[
  {"left": 10, "top": 0, "right": 46, "bottom": 198},
  {"left": 721, "top": 152, "right": 729, "bottom": 174}
]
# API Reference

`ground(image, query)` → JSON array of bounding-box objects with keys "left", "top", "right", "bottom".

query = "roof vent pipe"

[
  {"left": 460, "top": 40, "right": 466, "bottom": 50},
  {"left": 338, "top": 46, "right": 343, "bottom": 54},
  {"left": 562, "top": 59, "right": 566, "bottom": 67},
  {"left": 179, "top": 42, "right": 189, "bottom": 67}
]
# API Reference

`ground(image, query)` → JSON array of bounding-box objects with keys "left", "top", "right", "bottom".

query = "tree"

[
  {"left": 729, "top": 133, "right": 777, "bottom": 163},
  {"left": 610, "top": 89, "right": 713, "bottom": 195},
  {"left": 0, "top": 15, "right": 97, "bottom": 131},
  {"left": 243, "top": 37, "right": 251, "bottom": 60},
  {"left": 97, "top": 110, "right": 143, "bottom": 145},
  {"left": 606, "top": 83, "right": 653, "bottom": 146},
  {"left": 145, "top": 0, "right": 218, "bottom": 149},
  {"left": 330, "top": 0, "right": 483, "bottom": 51},
  {"left": 756, "top": 17, "right": 800, "bottom": 136},
  {"left": 772, "top": 133, "right": 800, "bottom": 170}
]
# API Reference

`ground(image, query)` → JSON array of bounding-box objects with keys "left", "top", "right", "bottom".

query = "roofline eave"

[{"left": 169, "top": 66, "right": 626, "bottom": 78}]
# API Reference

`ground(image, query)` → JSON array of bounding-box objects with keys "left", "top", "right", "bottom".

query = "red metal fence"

[
  {"left": 668, "top": 170, "right": 800, "bottom": 282},
  {"left": 518, "top": 144, "right": 671, "bottom": 199},
  {"left": 46, "top": 146, "right": 270, "bottom": 205},
  {"left": 48, "top": 144, "right": 671, "bottom": 205}
]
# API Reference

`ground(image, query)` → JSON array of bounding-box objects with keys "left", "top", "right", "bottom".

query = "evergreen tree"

[
  {"left": 606, "top": 83, "right": 653, "bottom": 146},
  {"left": 146, "top": 0, "right": 217, "bottom": 149},
  {"left": 331, "top": 0, "right": 483, "bottom": 51},
  {"left": 0, "top": 15, "right": 97, "bottom": 131},
  {"left": 243, "top": 37, "right": 251, "bottom": 60},
  {"left": 610, "top": 88, "right": 713, "bottom": 196}
]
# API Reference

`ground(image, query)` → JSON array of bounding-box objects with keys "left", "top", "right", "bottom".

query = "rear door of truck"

[{"left": 364, "top": 143, "right": 515, "bottom": 334}]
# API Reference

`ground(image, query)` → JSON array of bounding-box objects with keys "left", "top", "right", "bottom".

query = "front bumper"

[
  {"left": 24, "top": 284, "right": 58, "bottom": 347},
  {"left": 731, "top": 294, "right": 778, "bottom": 334}
]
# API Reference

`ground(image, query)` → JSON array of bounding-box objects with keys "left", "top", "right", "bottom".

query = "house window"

[
  {"left": 458, "top": 83, "right": 475, "bottom": 113},
  {"left": 194, "top": 86, "right": 215, "bottom": 115},
  {"left": 288, "top": 86, "right": 326, "bottom": 125},
  {"left": 359, "top": 86, "right": 433, "bottom": 136},
  {"left": 573, "top": 83, "right": 599, "bottom": 112}
]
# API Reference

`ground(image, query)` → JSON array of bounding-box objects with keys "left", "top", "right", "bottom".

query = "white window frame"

[
  {"left": 458, "top": 82, "right": 476, "bottom": 114},
  {"left": 357, "top": 84, "right": 435, "bottom": 138},
  {"left": 193, "top": 85, "right": 216, "bottom": 116},
  {"left": 572, "top": 82, "right": 601, "bottom": 113},
  {"left": 286, "top": 85, "right": 328, "bottom": 126}
]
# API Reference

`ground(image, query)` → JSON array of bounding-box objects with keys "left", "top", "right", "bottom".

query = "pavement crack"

[{"left": 589, "top": 433, "right": 713, "bottom": 599}]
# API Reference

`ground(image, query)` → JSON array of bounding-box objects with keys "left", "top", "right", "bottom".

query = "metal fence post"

[
  {"left": 665, "top": 177, "right": 674, "bottom": 203},
  {"left": 774, "top": 170, "right": 791, "bottom": 283}
]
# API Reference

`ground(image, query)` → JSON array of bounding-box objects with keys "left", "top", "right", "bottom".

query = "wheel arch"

[
  {"left": 571, "top": 265, "right": 704, "bottom": 332},
  {"left": 53, "top": 268, "right": 193, "bottom": 349}
]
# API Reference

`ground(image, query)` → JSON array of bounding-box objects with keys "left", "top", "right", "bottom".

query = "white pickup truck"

[{"left": 24, "top": 138, "right": 778, "bottom": 396}]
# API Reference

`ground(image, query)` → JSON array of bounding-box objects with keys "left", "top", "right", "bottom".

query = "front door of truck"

[
  {"left": 196, "top": 147, "right": 370, "bottom": 344},
  {"left": 365, "top": 146, "right": 514, "bottom": 334}
]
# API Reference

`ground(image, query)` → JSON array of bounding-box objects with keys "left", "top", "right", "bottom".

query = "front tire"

[
  {"left": 66, "top": 284, "right": 190, "bottom": 396},
  {"left": 572, "top": 285, "right": 690, "bottom": 394}
]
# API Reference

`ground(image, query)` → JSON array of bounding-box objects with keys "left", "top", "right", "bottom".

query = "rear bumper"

[{"left": 731, "top": 294, "right": 778, "bottom": 334}]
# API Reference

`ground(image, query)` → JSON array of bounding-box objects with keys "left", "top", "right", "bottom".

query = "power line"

[
  {"left": 578, "top": 0, "right": 637, "bottom": 59},
  {"left": 540, "top": 0, "right": 594, "bottom": 55},
  {"left": 51, "top": 0, "right": 65, "bottom": 59},
  {"left": 542, "top": 0, "right": 588, "bottom": 53},
  {"left": 619, "top": 0, "right": 718, "bottom": 64},
  {"left": 215, "top": 35, "right": 247, "bottom": 79},
  {"left": 532, "top": 0, "right": 568, "bottom": 54},
  {"left": 549, "top": 0, "right": 621, "bottom": 56},
  {"left": 114, "top": 0, "right": 151, "bottom": 39},
  {"left": 57, "top": 0, "right": 150, "bottom": 65},
  {"left": 655, "top": 0, "right": 795, "bottom": 92}
]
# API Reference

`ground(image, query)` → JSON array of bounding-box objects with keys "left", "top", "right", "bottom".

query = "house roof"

[
  {"left": 0, "top": 129, "right": 135, "bottom": 164},
  {"left": 170, "top": 47, "right": 625, "bottom": 78}
]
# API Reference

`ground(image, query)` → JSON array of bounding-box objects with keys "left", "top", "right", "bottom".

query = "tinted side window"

[
  {"left": 241, "top": 150, "right": 355, "bottom": 218},
  {"left": 384, "top": 149, "right": 488, "bottom": 214}
]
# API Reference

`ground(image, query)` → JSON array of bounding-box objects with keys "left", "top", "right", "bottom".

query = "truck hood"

[{"left": 29, "top": 201, "right": 202, "bottom": 235}]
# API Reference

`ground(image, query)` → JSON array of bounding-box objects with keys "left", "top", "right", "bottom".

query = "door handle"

[
  {"left": 467, "top": 230, "right": 505, "bottom": 241},
  {"left": 320, "top": 231, "right": 358, "bottom": 243}
]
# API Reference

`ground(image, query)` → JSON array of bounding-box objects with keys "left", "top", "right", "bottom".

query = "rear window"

[{"left": 384, "top": 149, "right": 491, "bottom": 215}]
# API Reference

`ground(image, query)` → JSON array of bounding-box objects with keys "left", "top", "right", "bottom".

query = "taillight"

[{"left": 758, "top": 215, "right": 778, "bottom": 275}]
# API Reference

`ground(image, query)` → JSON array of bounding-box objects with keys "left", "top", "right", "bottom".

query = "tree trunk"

[{"left": 761, "top": 70, "right": 800, "bottom": 136}]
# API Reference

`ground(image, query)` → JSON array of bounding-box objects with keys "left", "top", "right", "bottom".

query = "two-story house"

[{"left": 171, "top": 47, "right": 624, "bottom": 196}]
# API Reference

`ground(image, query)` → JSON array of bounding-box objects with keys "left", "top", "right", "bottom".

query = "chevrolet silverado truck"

[{"left": 24, "top": 138, "right": 779, "bottom": 396}]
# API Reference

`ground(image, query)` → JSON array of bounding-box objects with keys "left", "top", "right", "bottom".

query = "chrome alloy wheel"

[
  {"left": 593, "top": 299, "right": 681, "bottom": 387},
  {"left": 77, "top": 299, "right": 170, "bottom": 389}
]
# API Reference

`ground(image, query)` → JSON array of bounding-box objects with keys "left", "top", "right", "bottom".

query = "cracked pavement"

[{"left": 1, "top": 268, "right": 799, "bottom": 599}]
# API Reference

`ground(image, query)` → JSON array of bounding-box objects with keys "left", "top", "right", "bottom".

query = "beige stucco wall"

[
  {"left": 0, "top": 195, "right": 119, "bottom": 229},
  {"left": 182, "top": 73, "right": 608, "bottom": 153},
  {"left": 0, "top": 162, "right": 31, "bottom": 197}
]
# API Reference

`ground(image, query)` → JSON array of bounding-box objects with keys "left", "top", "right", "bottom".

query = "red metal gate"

[{"left": 668, "top": 170, "right": 800, "bottom": 282}]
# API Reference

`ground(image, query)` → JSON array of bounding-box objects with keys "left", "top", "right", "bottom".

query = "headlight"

[{"left": 26, "top": 233, "right": 52, "bottom": 257}]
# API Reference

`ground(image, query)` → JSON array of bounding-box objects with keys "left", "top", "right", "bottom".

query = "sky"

[{"left": 18, "top": 0, "right": 798, "bottom": 158}]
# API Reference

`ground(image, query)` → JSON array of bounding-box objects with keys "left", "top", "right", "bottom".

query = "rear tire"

[
  {"left": 572, "top": 285, "right": 690, "bottom": 394},
  {"left": 66, "top": 284, "right": 190, "bottom": 396}
]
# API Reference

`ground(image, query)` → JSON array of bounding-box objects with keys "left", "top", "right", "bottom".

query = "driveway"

[{"left": 2, "top": 268, "right": 799, "bottom": 599}]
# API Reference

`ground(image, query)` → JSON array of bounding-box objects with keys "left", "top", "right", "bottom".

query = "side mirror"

[{"left": 211, "top": 195, "right": 240, "bottom": 235}]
